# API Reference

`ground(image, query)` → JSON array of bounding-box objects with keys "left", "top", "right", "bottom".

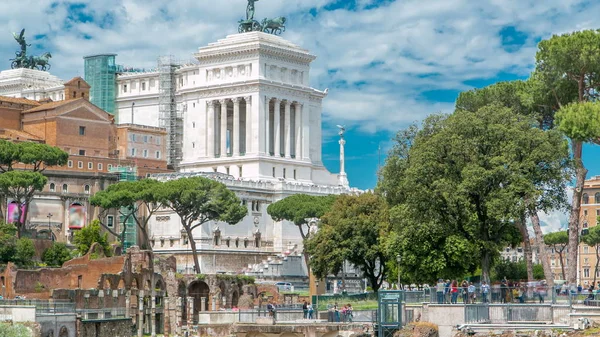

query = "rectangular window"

[
  {"left": 283, "top": 168, "right": 286, "bottom": 178},
  {"left": 584, "top": 210, "right": 588, "bottom": 216},
  {"left": 597, "top": 209, "right": 600, "bottom": 216},
  {"left": 123, "top": 84, "right": 128, "bottom": 93},
  {"left": 79, "top": 126, "right": 86, "bottom": 135},
  {"left": 78, "top": 161, "right": 83, "bottom": 169},
  {"left": 293, "top": 169, "right": 297, "bottom": 180},
  {"left": 107, "top": 215, "right": 114, "bottom": 228},
  {"left": 143, "top": 135, "right": 148, "bottom": 143},
  {"left": 131, "top": 148, "right": 136, "bottom": 156},
  {"left": 141, "top": 82, "right": 146, "bottom": 91},
  {"left": 584, "top": 268, "right": 590, "bottom": 278},
  {"left": 156, "top": 137, "right": 161, "bottom": 145},
  {"left": 584, "top": 246, "right": 589, "bottom": 254},
  {"left": 98, "top": 163, "right": 103, "bottom": 171},
  {"left": 143, "top": 149, "right": 148, "bottom": 158},
  {"left": 79, "top": 149, "right": 86, "bottom": 156},
  {"left": 68, "top": 160, "right": 73, "bottom": 168},
  {"left": 156, "top": 151, "right": 161, "bottom": 159},
  {"left": 272, "top": 167, "right": 276, "bottom": 177},
  {"left": 239, "top": 166, "right": 243, "bottom": 178},
  {"left": 88, "top": 162, "right": 93, "bottom": 170}
]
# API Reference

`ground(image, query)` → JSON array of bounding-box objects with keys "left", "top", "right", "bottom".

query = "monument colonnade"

[{"left": 206, "top": 96, "right": 304, "bottom": 159}]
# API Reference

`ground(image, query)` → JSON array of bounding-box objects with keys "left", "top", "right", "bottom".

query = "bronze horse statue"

[{"left": 261, "top": 17, "right": 286, "bottom": 35}]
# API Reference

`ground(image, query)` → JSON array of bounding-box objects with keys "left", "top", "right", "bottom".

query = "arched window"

[
  {"left": 84, "top": 185, "right": 90, "bottom": 194},
  {"left": 583, "top": 193, "right": 589, "bottom": 204},
  {"left": 62, "top": 184, "right": 68, "bottom": 193},
  {"left": 595, "top": 193, "right": 600, "bottom": 204},
  {"left": 49, "top": 183, "right": 55, "bottom": 192}
]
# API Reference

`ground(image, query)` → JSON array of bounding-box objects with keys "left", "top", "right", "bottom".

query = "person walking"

[
  {"left": 461, "top": 280, "right": 469, "bottom": 304},
  {"left": 445, "top": 279, "right": 451, "bottom": 304},
  {"left": 436, "top": 279, "right": 445, "bottom": 304},
  {"left": 308, "top": 303, "right": 314, "bottom": 319},
  {"left": 303, "top": 300, "right": 308, "bottom": 319},
  {"left": 468, "top": 282, "right": 476, "bottom": 304},
  {"left": 481, "top": 281, "right": 490, "bottom": 303},
  {"left": 451, "top": 280, "right": 459, "bottom": 304},
  {"left": 347, "top": 304, "right": 353, "bottom": 322}
]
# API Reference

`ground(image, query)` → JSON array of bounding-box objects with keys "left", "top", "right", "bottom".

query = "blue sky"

[{"left": 1, "top": 0, "right": 600, "bottom": 212}]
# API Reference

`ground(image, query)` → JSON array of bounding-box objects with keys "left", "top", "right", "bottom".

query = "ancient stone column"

[
  {"left": 219, "top": 99, "right": 227, "bottom": 156},
  {"left": 266, "top": 98, "right": 271, "bottom": 154},
  {"left": 284, "top": 100, "right": 291, "bottom": 158},
  {"left": 138, "top": 290, "right": 145, "bottom": 337},
  {"left": 207, "top": 101, "right": 215, "bottom": 157},
  {"left": 233, "top": 98, "right": 240, "bottom": 156},
  {"left": 273, "top": 99, "right": 281, "bottom": 157},
  {"left": 244, "top": 96, "right": 252, "bottom": 155},
  {"left": 200, "top": 297, "right": 206, "bottom": 312}
]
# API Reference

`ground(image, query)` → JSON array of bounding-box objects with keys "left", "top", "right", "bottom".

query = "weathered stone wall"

[
  {"left": 37, "top": 313, "right": 77, "bottom": 337},
  {"left": 78, "top": 318, "right": 132, "bottom": 337}
]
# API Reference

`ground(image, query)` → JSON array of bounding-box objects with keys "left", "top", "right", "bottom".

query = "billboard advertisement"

[
  {"left": 68, "top": 203, "right": 86, "bottom": 229},
  {"left": 7, "top": 201, "right": 26, "bottom": 224}
]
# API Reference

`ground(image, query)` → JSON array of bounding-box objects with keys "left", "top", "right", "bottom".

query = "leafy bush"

[
  {"left": 0, "top": 322, "right": 32, "bottom": 337},
  {"left": 73, "top": 220, "right": 111, "bottom": 256},
  {"left": 492, "top": 259, "right": 545, "bottom": 281},
  {"left": 14, "top": 238, "right": 35, "bottom": 267},
  {"left": 42, "top": 243, "right": 72, "bottom": 267}
]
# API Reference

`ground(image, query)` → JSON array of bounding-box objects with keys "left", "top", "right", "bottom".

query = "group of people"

[
  {"left": 302, "top": 301, "right": 315, "bottom": 319},
  {"left": 436, "top": 279, "right": 488, "bottom": 304},
  {"left": 327, "top": 302, "right": 353, "bottom": 322}
]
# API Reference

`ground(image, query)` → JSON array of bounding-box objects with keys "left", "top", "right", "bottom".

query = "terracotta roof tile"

[
  {"left": 22, "top": 98, "right": 83, "bottom": 113},
  {"left": 0, "top": 128, "right": 43, "bottom": 141},
  {"left": 0, "top": 96, "right": 41, "bottom": 106}
]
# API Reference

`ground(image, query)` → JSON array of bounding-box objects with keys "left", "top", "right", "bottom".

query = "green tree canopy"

[
  {"left": 267, "top": 194, "right": 337, "bottom": 231},
  {"left": 14, "top": 238, "right": 35, "bottom": 267},
  {"left": 42, "top": 243, "right": 73, "bottom": 267},
  {"left": 0, "top": 222, "right": 18, "bottom": 264},
  {"left": 544, "top": 230, "right": 568, "bottom": 280},
  {"left": 379, "top": 104, "right": 565, "bottom": 283},
  {"left": 582, "top": 226, "right": 600, "bottom": 285},
  {"left": 0, "top": 171, "right": 47, "bottom": 234},
  {"left": 0, "top": 140, "right": 68, "bottom": 173},
  {"left": 73, "top": 220, "right": 111, "bottom": 256},
  {"left": 535, "top": 29, "right": 600, "bottom": 283},
  {"left": 492, "top": 260, "right": 545, "bottom": 282},
  {"left": 161, "top": 177, "right": 247, "bottom": 273},
  {"left": 305, "top": 192, "right": 390, "bottom": 292},
  {"left": 90, "top": 179, "right": 164, "bottom": 248}
]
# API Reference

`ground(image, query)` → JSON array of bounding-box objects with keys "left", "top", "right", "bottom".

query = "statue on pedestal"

[
  {"left": 9, "top": 29, "right": 52, "bottom": 70},
  {"left": 238, "top": 0, "right": 286, "bottom": 35}
]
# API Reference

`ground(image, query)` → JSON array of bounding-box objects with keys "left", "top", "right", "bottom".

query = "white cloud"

[{"left": 0, "top": 0, "right": 598, "bottom": 136}]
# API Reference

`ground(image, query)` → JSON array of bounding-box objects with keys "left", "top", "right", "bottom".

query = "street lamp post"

[
  {"left": 47, "top": 213, "right": 53, "bottom": 241},
  {"left": 396, "top": 254, "right": 402, "bottom": 290}
]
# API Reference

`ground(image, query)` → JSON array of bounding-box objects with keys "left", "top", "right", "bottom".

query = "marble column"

[
  {"left": 273, "top": 98, "right": 281, "bottom": 157},
  {"left": 284, "top": 100, "right": 291, "bottom": 158},
  {"left": 295, "top": 103, "right": 302, "bottom": 159},
  {"left": 266, "top": 97, "right": 271, "bottom": 154},
  {"left": 244, "top": 96, "right": 252, "bottom": 155},
  {"left": 219, "top": 99, "right": 227, "bottom": 156},
  {"left": 207, "top": 101, "right": 215, "bottom": 158},
  {"left": 233, "top": 98, "right": 240, "bottom": 156}
]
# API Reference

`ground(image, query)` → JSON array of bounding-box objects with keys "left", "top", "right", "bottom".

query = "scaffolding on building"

[
  {"left": 158, "top": 55, "right": 183, "bottom": 168},
  {"left": 109, "top": 166, "right": 138, "bottom": 251}
]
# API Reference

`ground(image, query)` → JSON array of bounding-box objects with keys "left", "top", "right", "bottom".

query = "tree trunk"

[
  {"left": 481, "top": 251, "right": 491, "bottom": 285},
  {"left": 558, "top": 251, "right": 566, "bottom": 280},
  {"left": 517, "top": 216, "right": 534, "bottom": 282},
  {"left": 183, "top": 222, "right": 201, "bottom": 274},
  {"left": 530, "top": 211, "right": 554, "bottom": 288},
  {"left": 567, "top": 141, "right": 586, "bottom": 284}
]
